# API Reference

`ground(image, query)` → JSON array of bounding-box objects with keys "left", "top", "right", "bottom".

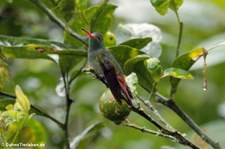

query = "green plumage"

[
  {"left": 82, "top": 29, "right": 133, "bottom": 105},
  {"left": 87, "top": 33, "right": 123, "bottom": 77}
]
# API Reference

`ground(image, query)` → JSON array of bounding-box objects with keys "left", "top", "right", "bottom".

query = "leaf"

[
  {"left": 124, "top": 55, "right": 155, "bottom": 92},
  {"left": 70, "top": 122, "right": 104, "bottom": 149},
  {"left": 170, "top": 48, "right": 205, "bottom": 94},
  {"left": 59, "top": 55, "right": 86, "bottom": 74},
  {"left": 1, "top": 45, "right": 55, "bottom": 61},
  {"left": 145, "top": 58, "right": 163, "bottom": 82},
  {"left": 17, "top": 119, "right": 47, "bottom": 146},
  {"left": 169, "top": 0, "right": 184, "bottom": 11},
  {"left": 108, "top": 45, "right": 144, "bottom": 69},
  {"left": 150, "top": 0, "right": 183, "bottom": 15},
  {"left": 117, "top": 23, "right": 162, "bottom": 57},
  {"left": 0, "top": 35, "right": 87, "bottom": 61},
  {"left": 0, "top": 59, "right": 10, "bottom": 89},
  {"left": 0, "top": 35, "right": 67, "bottom": 48},
  {"left": 150, "top": 0, "right": 170, "bottom": 15},
  {"left": 15, "top": 85, "right": 30, "bottom": 112},
  {"left": 119, "top": 37, "right": 152, "bottom": 49},
  {"left": 0, "top": 100, "right": 15, "bottom": 110},
  {"left": 125, "top": 73, "right": 138, "bottom": 93},
  {"left": 124, "top": 55, "right": 150, "bottom": 74},
  {"left": 90, "top": 1, "right": 117, "bottom": 35},
  {"left": 64, "top": 3, "right": 116, "bottom": 48},
  {"left": 163, "top": 68, "right": 193, "bottom": 79},
  {"left": 58, "top": 0, "right": 75, "bottom": 22}
]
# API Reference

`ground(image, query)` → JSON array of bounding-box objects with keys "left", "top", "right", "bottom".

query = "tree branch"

[
  {"left": 30, "top": 0, "right": 88, "bottom": 46},
  {"left": 123, "top": 120, "right": 177, "bottom": 141},
  {"left": 156, "top": 93, "right": 221, "bottom": 149},
  {"left": 0, "top": 91, "right": 64, "bottom": 129},
  {"left": 130, "top": 104, "right": 199, "bottom": 149},
  {"left": 135, "top": 94, "right": 175, "bottom": 132},
  {"left": 61, "top": 72, "right": 73, "bottom": 149}
]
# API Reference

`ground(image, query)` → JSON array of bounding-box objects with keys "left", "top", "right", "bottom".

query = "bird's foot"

[{"left": 82, "top": 68, "right": 108, "bottom": 87}]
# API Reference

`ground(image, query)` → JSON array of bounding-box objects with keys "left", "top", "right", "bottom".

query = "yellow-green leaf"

[
  {"left": 146, "top": 58, "right": 163, "bottom": 82},
  {"left": 163, "top": 68, "right": 193, "bottom": 79},
  {"left": 0, "top": 59, "right": 10, "bottom": 90},
  {"left": 170, "top": 48, "right": 205, "bottom": 94},
  {"left": 15, "top": 85, "right": 30, "bottom": 112}
]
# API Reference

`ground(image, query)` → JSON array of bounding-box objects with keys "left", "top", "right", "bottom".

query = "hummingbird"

[{"left": 82, "top": 28, "right": 133, "bottom": 106}]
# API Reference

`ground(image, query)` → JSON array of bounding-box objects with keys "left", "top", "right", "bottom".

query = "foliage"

[
  {"left": 0, "top": 86, "right": 44, "bottom": 148},
  {"left": 0, "top": 0, "right": 225, "bottom": 149}
]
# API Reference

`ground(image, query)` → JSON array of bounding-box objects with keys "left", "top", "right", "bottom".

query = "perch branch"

[
  {"left": 123, "top": 119, "right": 177, "bottom": 141},
  {"left": 156, "top": 92, "right": 221, "bottom": 149}
]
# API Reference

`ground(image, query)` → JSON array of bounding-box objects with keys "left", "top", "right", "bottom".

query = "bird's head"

[{"left": 82, "top": 28, "right": 104, "bottom": 49}]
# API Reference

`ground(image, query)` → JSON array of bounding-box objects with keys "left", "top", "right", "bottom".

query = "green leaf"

[
  {"left": 124, "top": 55, "right": 155, "bottom": 92},
  {"left": 169, "top": 0, "right": 184, "bottom": 11},
  {"left": 70, "top": 122, "right": 104, "bottom": 149},
  {"left": 170, "top": 48, "right": 205, "bottom": 94},
  {"left": 145, "top": 58, "right": 163, "bottom": 82},
  {"left": 0, "top": 35, "right": 87, "bottom": 61},
  {"left": 125, "top": 73, "right": 138, "bottom": 93},
  {"left": 64, "top": 3, "right": 116, "bottom": 48},
  {"left": 150, "top": 0, "right": 183, "bottom": 15},
  {"left": 59, "top": 55, "right": 86, "bottom": 74},
  {"left": 163, "top": 68, "right": 193, "bottom": 79},
  {"left": 119, "top": 37, "right": 152, "bottom": 49},
  {"left": 0, "top": 100, "right": 15, "bottom": 110},
  {"left": 124, "top": 55, "right": 150, "bottom": 74},
  {"left": 108, "top": 45, "right": 144, "bottom": 69},
  {"left": 150, "top": 0, "right": 170, "bottom": 15},
  {"left": 16, "top": 119, "right": 47, "bottom": 146},
  {"left": 0, "top": 59, "right": 10, "bottom": 90},
  {"left": 0, "top": 35, "right": 67, "bottom": 48},
  {"left": 58, "top": 0, "right": 75, "bottom": 22},
  {"left": 90, "top": 1, "right": 117, "bottom": 35},
  {"left": 15, "top": 85, "right": 30, "bottom": 112}
]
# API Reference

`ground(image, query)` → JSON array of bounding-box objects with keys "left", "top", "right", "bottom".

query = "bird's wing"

[{"left": 98, "top": 55, "right": 132, "bottom": 105}]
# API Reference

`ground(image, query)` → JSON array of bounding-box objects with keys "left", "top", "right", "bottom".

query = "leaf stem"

[
  {"left": 30, "top": 0, "right": 87, "bottom": 46},
  {"left": 156, "top": 93, "right": 221, "bottom": 149},
  {"left": 174, "top": 10, "right": 183, "bottom": 58}
]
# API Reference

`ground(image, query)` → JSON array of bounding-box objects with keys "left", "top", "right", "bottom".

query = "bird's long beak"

[{"left": 81, "top": 28, "right": 94, "bottom": 38}]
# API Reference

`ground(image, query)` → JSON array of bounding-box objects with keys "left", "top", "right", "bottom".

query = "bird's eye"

[{"left": 96, "top": 36, "right": 101, "bottom": 41}]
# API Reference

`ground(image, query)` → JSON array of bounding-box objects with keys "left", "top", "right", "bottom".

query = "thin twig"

[
  {"left": 123, "top": 119, "right": 177, "bottom": 141},
  {"left": 0, "top": 92, "right": 64, "bottom": 129},
  {"left": 130, "top": 104, "right": 199, "bottom": 149},
  {"left": 174, "top": 10, "right": 183, "bottom": 58},
  {"left": 30, "top": 0, "right": 87, "bottom": 46},
  {"left": 61, "top": 72, "right": 73, "bottom": 149},
  {"left": 155, "top": 93, "right": 221, "bottom": 149},
  {"left": 135, "top": 94, "right": 175, "bottom": 132}
]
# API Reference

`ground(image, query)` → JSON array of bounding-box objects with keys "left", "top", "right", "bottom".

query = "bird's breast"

[{"left": 88, "top": 50, "right": 104, "bottom": 75}]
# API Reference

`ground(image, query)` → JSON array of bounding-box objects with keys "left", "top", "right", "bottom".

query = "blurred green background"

[{"left": 0, "top": 0, "right": 225, "bottom": 148}]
